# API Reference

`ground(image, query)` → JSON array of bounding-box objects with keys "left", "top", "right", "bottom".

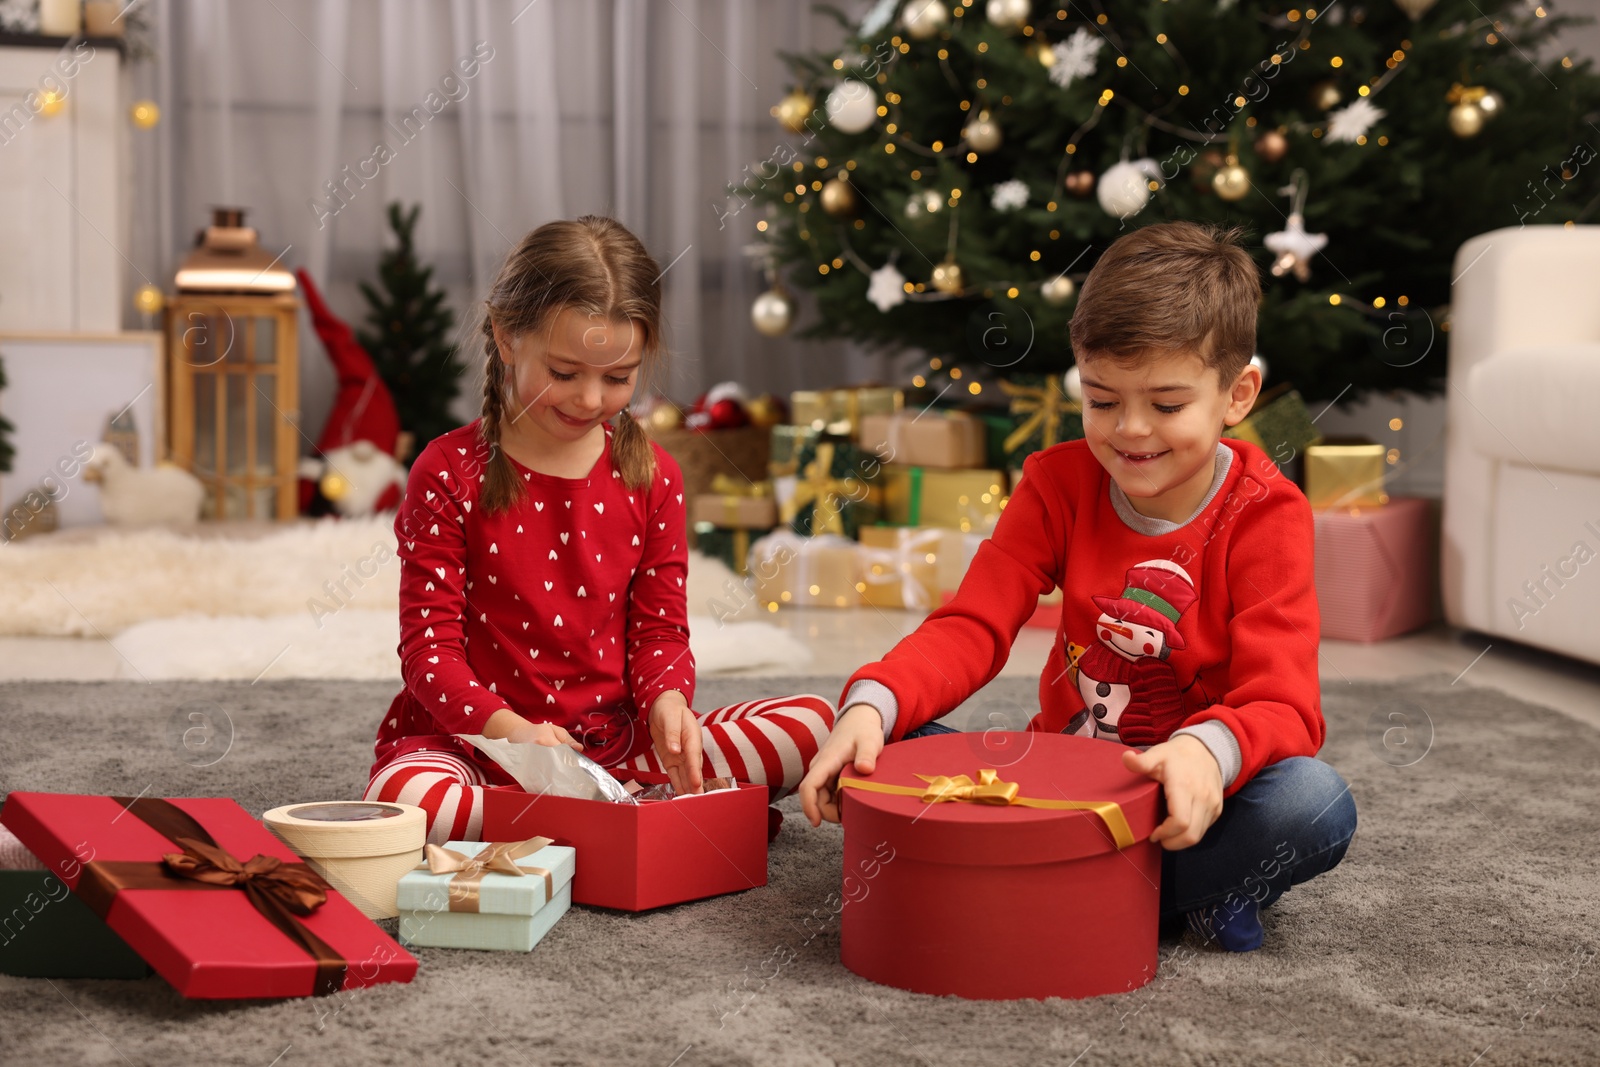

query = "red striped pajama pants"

[{"left": 364, "top": 694, "right": 836, "bottom": 844}]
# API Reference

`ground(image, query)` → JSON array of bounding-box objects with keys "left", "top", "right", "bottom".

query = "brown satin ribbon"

[
  {"left": 419, "top": 838, "right": 555, "bottom": 913},
  {"left": 75, "top": 796, "right": 348, "bottom": 997}
]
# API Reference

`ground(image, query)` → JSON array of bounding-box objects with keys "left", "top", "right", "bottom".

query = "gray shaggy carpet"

[{"left": 0, "top": 675, "right": 1596, "bottom": 1066}]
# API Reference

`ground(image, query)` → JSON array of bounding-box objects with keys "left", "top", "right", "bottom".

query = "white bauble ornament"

[
  {"left": 1096, "top": 158, "right": 1163, "bottom": 218},
  {"left": 825, "top": 82, "right": 878, "bottom": 134},
  {"left": 986, "top": 0, "right": 1030, "bottom": 30},
  {"left": 1063, "top": 365, "right": 1082, "bottom": 403},
  {"left": 1041, "top": 274, "right": 1076, "bottom": 305},
  {"left": 904, "top": 188, "right": 945, "bottom": 218},
  {"left": 751, "top": 288, "right": 794, "bottom": 337},
  {"left": 902, "top": 0, "right": 948, "bottom": 39},
  {"left": 1250, "top": 353, "right": 1269, "bottom": 381}
]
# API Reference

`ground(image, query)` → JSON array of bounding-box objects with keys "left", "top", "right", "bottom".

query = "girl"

[{"left": 365, "top": 216, "right": 834, "bottom": 843}]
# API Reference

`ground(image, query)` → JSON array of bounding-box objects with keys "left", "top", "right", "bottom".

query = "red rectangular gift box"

[
  {"left": 1314, "top": 496, "right": 1434, "bottom": 642},
  {"left": 1, "top": 793, "right": 417, "bottom": 999},
  {"left": 480, "top": 771, "right": 767, "bottom": 911}
]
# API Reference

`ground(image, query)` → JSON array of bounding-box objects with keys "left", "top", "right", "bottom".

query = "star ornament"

[
  {"left": 868, "top": 262, "right": 909, "bottom": 312},
  {"left": 1326, "top": 97, "right": 1385, "bottom": 144},
  {"left": 1265, "top": 212, "right": 1328, "bottom": 282}
]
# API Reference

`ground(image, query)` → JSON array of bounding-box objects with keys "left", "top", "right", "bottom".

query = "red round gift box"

[{"left": 839, "top": 731, "right": 1163, "bottom": 1000}]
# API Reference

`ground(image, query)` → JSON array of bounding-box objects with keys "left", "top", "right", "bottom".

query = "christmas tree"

[
  {"left": 358, "top": 203, "right": 466, "bottom": 457},
  {"left": 746, "top": 0, "right": 1600, "bottom": 403}
]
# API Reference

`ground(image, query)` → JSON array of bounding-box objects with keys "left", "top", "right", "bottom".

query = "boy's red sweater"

[{"left": 844, "top": 438, "right": 1324, "bottom": 794}]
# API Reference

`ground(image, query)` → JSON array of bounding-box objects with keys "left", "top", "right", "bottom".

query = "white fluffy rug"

[{"left": 2, "top": 517, "right": 804, "bottom": 680}]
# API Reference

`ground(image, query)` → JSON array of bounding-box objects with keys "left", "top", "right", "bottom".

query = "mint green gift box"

[{"left": 396, "top": 838, "right": 575, "bottom": 952}]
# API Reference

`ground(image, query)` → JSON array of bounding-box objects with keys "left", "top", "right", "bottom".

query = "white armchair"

[{"left": 1442, "top": 225, "right": 1600, "bottom": 666}]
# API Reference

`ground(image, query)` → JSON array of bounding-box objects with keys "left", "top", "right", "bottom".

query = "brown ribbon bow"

[
  {"left": 420, "top": 837, "right": 555, "bottom": 913},
  {"left": 75, "top": 797, "right": 347, "bottom": 996}
]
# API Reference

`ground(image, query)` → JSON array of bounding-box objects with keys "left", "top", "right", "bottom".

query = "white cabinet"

[{"left": 0, "top": 39, "right": 123, "bottom": 332}]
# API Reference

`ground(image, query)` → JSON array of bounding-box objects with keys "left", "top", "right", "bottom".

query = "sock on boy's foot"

[{"left": 1186, "top": 897, "right": 1264, "bottom": 952}]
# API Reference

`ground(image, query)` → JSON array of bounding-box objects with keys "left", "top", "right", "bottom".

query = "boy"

[{"left": 798, "top": 222, "right": 1356, "bottom": 951}]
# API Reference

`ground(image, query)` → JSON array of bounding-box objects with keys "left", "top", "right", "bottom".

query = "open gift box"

[
  {"left": 1, "top": 793, "right": 417, "bottom": 999},
  {"left": 838, "top": 732, "right": 1162, "bottom": 1000},
  {"left": 480, "top": 770, "right": 768, "bottom": 912}
]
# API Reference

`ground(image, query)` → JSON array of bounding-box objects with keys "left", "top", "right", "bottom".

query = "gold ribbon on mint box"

[
  {"left": 421, "top": 837, "right": 555, "bottom": 913},
  {"left": 837, "top": 768, "right": 1137, "bottom": 850}
]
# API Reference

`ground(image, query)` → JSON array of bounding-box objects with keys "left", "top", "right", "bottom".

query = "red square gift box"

[
  {"left": 481, "top": 771, "right": 768, "bottom": 911},
  {"left": 1313, "top": 496, "right": 1434, "bottom": 642},
  {"left": 838, "top": 732, "right": 1162, "bottom": 1000},
  {"left": 0, "top": 793, "right": 417, "bottom": 999}
]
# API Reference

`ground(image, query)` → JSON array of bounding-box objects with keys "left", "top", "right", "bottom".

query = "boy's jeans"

[{"left": 901, "top": 721, "right": 1357, "bottom": 917}]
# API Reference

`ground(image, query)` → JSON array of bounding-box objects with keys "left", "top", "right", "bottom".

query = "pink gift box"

[{"left": 1313, "top": 496, "right": 1434, "bottom": 642}]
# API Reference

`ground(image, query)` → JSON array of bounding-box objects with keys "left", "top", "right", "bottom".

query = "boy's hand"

[
  {"left": 799, "top": 704, "right": 886, "bottom": 827},
  {"left": 1122, "top": 734, "right": 1223, "bottom": 851},
  {"left": 648, "top": 691, "right": 704, "bottom": 796}
]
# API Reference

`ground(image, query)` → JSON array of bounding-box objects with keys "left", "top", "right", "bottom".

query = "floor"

[{"left": 3, "top": 613, "right": 1598, "bottom": 733}]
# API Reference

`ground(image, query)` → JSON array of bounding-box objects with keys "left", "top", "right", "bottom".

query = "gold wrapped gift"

[
  {"left": 768, "top": 424, "right": 820, "bottom": 477},
  {"left": 790, "top": 386, "right": 903, "bottom": 438},
  {"left": 856, "top": 526, "right": 945, "bottom": 610},
  {"left": 1305, "top": 439, "right": 1389, "bottom": 510},
  {"left": 750, "top": 530, "right": 862, "bottom": 609},
  {"left": 879, "top": 465, "right": 1007, "bottom": 531}
]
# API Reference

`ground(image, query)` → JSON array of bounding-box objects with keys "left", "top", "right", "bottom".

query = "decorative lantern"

[{"left": 166, "top": 208, "right": 300, "bottom": 520}]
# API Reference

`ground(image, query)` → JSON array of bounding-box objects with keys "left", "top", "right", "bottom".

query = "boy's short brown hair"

[{"left": 1068, "top": 221, "right": 1261, "bottom": 384}]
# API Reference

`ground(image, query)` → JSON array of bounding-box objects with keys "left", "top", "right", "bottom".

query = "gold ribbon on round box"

[{"left": 838, "top": 767, "right": 1137, "bottom": 849}]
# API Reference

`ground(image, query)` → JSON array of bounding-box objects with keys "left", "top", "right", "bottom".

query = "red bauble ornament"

[{"left": 707, "top": 397, "right": 749, "bottom": 430}]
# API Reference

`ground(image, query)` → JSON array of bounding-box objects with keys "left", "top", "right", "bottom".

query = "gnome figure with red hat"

[
  {"left": 1066, "top": 559, "right": 1198, "bottom": 746},
  {"left": 294, "top": 268, "right": 407, "bottom": 517}
]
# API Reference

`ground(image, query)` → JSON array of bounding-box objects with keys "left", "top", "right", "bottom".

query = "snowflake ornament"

[
  {"left": 991, "top": 179, "right": 1028, "bottom": 212},
  {"left": 868, "top": 262, "right": 909, "bottom": 312},
  {"left": 1050, "top": 28, "right": 1104, "bottom": 89},
  {"left": 1326, "top": 97, "right": 1385, "bottom": 144}
]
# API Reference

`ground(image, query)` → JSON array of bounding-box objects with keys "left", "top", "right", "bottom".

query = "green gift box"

[
  {"left": 1223, "top": 385, "right": 1321, "bottom": 469},
  {"left": 783, "top": 436, "right": 882, "bottom": 539}
]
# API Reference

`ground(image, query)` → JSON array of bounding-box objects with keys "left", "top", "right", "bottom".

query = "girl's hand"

[
  {"left": 648, "top": 691, "right": 703, "bottom": 795},
  {"left": 799, "top": 704, "right": 886, "bottom": 827},
  {"left": 505, "top": 719, "right": 583, "bottom": 750}
]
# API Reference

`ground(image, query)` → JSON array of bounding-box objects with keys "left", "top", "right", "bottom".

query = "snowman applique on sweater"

[{"left": 1065, "top": 560, "right": 1197, "bottom": 746}]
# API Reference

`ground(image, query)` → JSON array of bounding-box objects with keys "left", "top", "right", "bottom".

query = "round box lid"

[{"left": 839, "top": 731, "right": 1161, "bottom": 865}]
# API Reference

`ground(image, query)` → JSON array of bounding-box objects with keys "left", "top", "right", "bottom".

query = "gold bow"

[
  {"left": 785, "top": 442, "right": 874, "bottom": 536},
  {"left": 421, "top": 837, "right": 555, "bottom": 913},
  {"left": 1000, "top": 377, "right": 1080, "bottom": 456},
  {"left": 838, "top": 767, "right": 1137, "bottom": 849}
]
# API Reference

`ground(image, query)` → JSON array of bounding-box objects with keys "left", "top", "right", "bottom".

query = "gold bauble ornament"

[
  {"left": 1033, "top": 39, "right": 1056, "bottom": 67},
  {"left": 772, "top": 90, "right": 814, "bottom": 134},
  {"left": 1448, "top": 101, "right": 1485, "bottom": 138},
  {"left": 1254, "top": 128, "right": 1289, "bottom": 164},
  {"left": 820, "top": 176, "right": 859, "bottom": 218},
  {"left": 647, "top": 403, "right": 685, "bottom": 432},
  {"left": 1041, "top": 274, "right": 1076, "bottom": 305},
  {"left": 751, "top": 288, "right": 795, "bottom": 337},
  {"left": 747, "top": 394, "right": 784, "bottom": 428},
  {"left": 986, "top": 0, "right": 1031, "bottom": 31},
  {"left": 963, "top": 110, "right": 1003, "bottom": 154},
  {"left": 1212, "top": 156, "right": 1251, "bottom": 201},
  {"left": 1311, "top": 80, "right": 1341, "bottom": 111},
  {"left": 134, "top": 284, "right": 164, "bottom": 315},
  {"left": 902, "top": 0, "right": 949, "bottom": 40},
  {"left": 130, "top": 100, "right": 161, "bottom": 129},
  {"left": 930, "top": 259, "right": 965, "bottom": 294}
]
